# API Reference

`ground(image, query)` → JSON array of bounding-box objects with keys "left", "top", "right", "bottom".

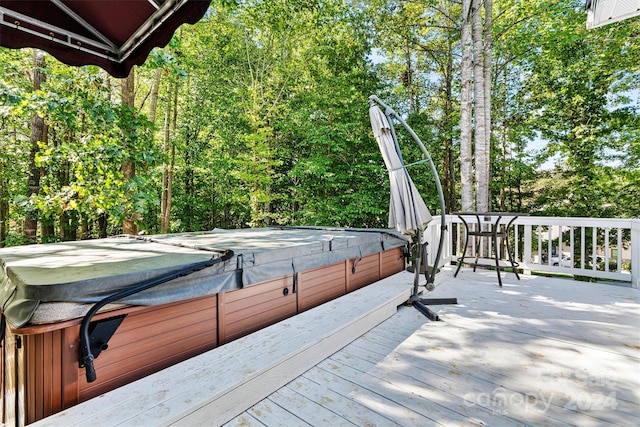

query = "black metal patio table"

[{"left": 453, "top": 212, "right": 527, "bottom": 287}]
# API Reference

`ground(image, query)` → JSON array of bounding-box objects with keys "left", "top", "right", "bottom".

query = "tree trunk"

[
  {"left": 404, "top": 37, "right": 415, "bottom": 114},
  {"left": 24, "top": 50, "right": 46, "bottom": 243},
  {"left": 60, "top": 210, "right": 77, "bottom": 241},
  {"left": 472, "top": 0, "right": 488, "bottom": 214},
  {"left": 166, "top": 142, "right": 175, "bottom": 230},
  {"left": 499, "top": 66, "right": 507, "bottom": 212},
  {"left": 160, "top": 79, "right": 178, "bottom": 233},
  {"left": 0, "top": 124, "right": 8, "bottom": 246},
  {"left": 459, "top": 0, "right": 474, "bottom": 212},
  {"left": 121, "top": 68, "right": 138, "bottom": 235},
  {"left": 98, "top": 213, "right": 108, "bottom": 238},
  {"left": 0, "top": 176, "right": 7, "bottom": 247},
  {"left": 160, "top": 81, "right": 171, "bottom": 233},
  {"left": 80, "top": 216, "right": 89, "bottom": 240},
  {"left": 41, "top": 217, "right": 55, "bottom": 242},
  {"left": 167, "top": 80, "right": 178, "bottom": 231},
  {"left": 148, "top": 67, "right": 162, "bottom": 124},
  {"left": 443, "top": 37, "right": 456, "bottom": 214},
  {"left": 38, "top": 123, "right": 56, "bottom": 241},
  {"left": 483, "top": 0, "right": 493, "bottom": 210}
]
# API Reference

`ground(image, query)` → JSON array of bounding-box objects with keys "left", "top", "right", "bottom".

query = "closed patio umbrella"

[
  {"left": 369, "top": 95, "right": 454, "bottom": 321},
  {"left": 369, "top": 104, "right": 432, "bottom": 235}
]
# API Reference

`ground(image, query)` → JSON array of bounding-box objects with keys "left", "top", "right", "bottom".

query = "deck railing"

[{"left": 423, "top": 215, "right": 639, "bottom": 288}]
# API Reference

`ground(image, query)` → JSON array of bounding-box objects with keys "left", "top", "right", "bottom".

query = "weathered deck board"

[
  {"left": 227, "top": 398, "right": 309, "bottom": 427},
  {"left": 230, "top": 268, "right": 640, "bottom": 427}
]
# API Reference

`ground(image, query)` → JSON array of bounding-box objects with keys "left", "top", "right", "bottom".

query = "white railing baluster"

[
  {"left": 632, "top": 221, "right": 640, "bottom": 288},
  {"left": 569, "top": 226, "right": 575, "bottom": 269},
  {"left": 440, "top": 215, "right": 637, "bottom": 285},
  {"left": 605, "top": 228, "right": 610, "bottom": 272},
  {"left": 592, "top": 228, "right": 597, "bottom": 271},
  {"left": 547, "top": 228, "right": 553, "bottom": 266},
  {"left": 514, "top": 224, "right": 520, "bottom": 260},
  {"left": 617, "top": 228, "right": 623, "bottom": 273},
  {"left": 523, "top": 224, "right": 532, "bottom": 267},
  {"left": 581, "top": 227, "right": 586, "bottom": 270},
  {"left": 537, "top": 226, "right": 543, "bottom": 264}
]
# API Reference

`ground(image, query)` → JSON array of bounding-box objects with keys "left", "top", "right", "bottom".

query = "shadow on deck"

[{"left": 228, "top": 267, "right": 640, "bottom": 426}]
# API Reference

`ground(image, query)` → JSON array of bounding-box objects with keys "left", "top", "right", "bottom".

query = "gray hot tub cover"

[{"left": 0, "top": 227, "right": 408, "bottom": 328}]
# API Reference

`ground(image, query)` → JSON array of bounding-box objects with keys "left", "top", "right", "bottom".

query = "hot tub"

[{"left": 0, "top": 227, "right": 407, "bottom": 425}]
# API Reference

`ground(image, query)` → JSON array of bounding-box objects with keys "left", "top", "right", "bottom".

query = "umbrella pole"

[
  {"left": 410, "top": 229, "right": 441, "bottom": 321},
  {"left": 412, "top": 230, "right": 422, "bottom": 297}
]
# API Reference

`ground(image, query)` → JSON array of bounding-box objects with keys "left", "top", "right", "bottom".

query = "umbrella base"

[
  {"left": 409, "top": 294, "right": 457, "bottom": 322},
  {"left": 420, "top": 297, "right": 458, "bottom": 305}
]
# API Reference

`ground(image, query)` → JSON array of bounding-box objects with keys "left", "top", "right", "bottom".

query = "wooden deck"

[
  {"left": 30, "top": 267, "right": 639, "bottom": 427},
  {"left": 225, "top": 268, "right": 640, "bottom": 427}
]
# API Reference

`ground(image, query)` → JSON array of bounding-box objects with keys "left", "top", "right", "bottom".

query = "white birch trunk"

[
  {"left": 459, "top": 0, "right": 474, "bottom": 212},
  {"left": 483, "top": 0, "right": 493, "bottom": 211},
  {"left": 472, "top": 0, "right": 488, "bottom": 213}
]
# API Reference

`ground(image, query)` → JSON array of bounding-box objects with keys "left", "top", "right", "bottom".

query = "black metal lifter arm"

[{"left": 79, "top": 250, "right": 234, "bottom": 383}]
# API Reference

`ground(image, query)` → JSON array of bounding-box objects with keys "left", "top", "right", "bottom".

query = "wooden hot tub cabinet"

[
  {"left": 2, "top": 294, "right": 219, "bottom": 425},
  {"left": 2, "top": 246, "right": 406, "bottom": 426},
  {"left": 218, "top": 275, "right": 297, "bottom": 344}
]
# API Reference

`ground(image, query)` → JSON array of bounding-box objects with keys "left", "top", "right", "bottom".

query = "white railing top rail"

[
  {"left": 441, "top": 214, "right": 639, "bottom": 288},
  {"left": 511, "top": 216, "right": 635, "bottom": 228},
  {"left": 448, "top": 214, "right": 635, "bottom": 228}
]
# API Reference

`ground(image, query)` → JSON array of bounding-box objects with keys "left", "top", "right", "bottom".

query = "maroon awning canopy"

[{"left": 0, "top": 0, "right": 211, "bottom": 78}]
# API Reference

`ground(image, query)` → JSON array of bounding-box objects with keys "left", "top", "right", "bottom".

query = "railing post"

[
  {"left": 632, "top": 219, "right": 640, "bottom": 289},
  {"left": 523, "top": 224, "right": 532, "bottom": 275}
]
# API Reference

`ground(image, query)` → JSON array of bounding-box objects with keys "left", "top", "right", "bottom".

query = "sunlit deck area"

[
  {"left": 32, "top": 266, "right": 639, "bottom": 427},
  {"left": 226, "top": 268, "right": 640, "bottom": 427}
]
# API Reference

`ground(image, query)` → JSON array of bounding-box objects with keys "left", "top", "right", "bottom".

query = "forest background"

[{"left": 0, "top": 0, "right": 638, "bottom": 247}]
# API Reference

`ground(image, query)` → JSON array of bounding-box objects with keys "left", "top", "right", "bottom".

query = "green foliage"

[
  {"left": 1, "top": 54, "right": 160, "bottom": 242},
  {"left": 1, "top": 0, "right": 638, "bottom": 247},
  {"left": 520, "top": 3, "right": 639, "bottom": 217},
  {"left": 157, "top": 0, "right": 387, "bottom": 230},
  {"left": 474, "top": 0, "right": 640, "bottom": 218}
]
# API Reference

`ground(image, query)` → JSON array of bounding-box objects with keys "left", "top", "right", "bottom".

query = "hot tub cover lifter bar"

[{"left": 80, "top": 250, "right": 234, "bottom": 383}]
